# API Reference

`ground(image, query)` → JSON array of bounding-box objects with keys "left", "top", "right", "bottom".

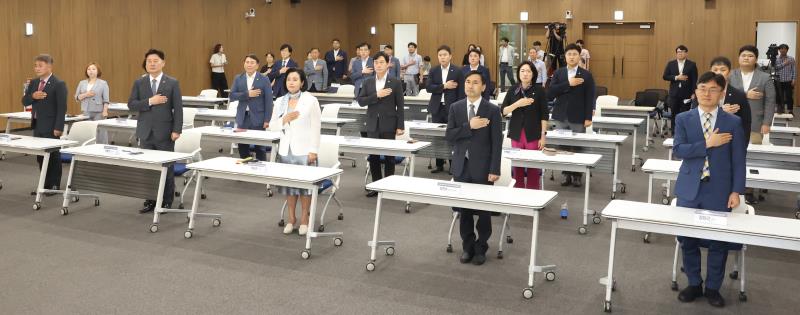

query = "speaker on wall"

[{"left": 444, "top": 0, "right": 452, "bottom": 6}]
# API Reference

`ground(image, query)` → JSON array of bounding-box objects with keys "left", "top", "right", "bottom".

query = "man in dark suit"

[
  {"left": 21, "top": 54, "right": 67, "bottom": 192},
  {"left": 548, "top": 43, "right": 595, "bottom": 187},
  {"left": 357, "top": 52, "right": 405, "bottom": 197},
  {"left": 427, "top": 45, "right": 465, "bottom": 173},
  {"left": 324, "top": 38, "right": 348, "bottom": 85},
  {"left": 269, "top": 44, "right": 299, "bottom": 98},
  {"left": 673, "top": 72, "right": 746, "bottom": 308},
  {"left": 383, "top": 45, "right": 402, "bottom": 80},
  {"left": 445, "top": 70, "right": 503, "bottom": 266},
  {"left": 127, "top": 49, "right": 183, "bottom": 214},
  {"left": 230, "top": 54, "right": 274, "bottom": 161},
  {"left": 663, "top": 45, "right": 698, "bottom": 134},
  {"left": 350, "top": 42, "right": 374, "bottom": 99},
  {"left": 695, "top": 56, "right": 752, "bottom": 146}
]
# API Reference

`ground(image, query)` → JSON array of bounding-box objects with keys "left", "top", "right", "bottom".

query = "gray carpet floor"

[{"left": 1, "top": 122, "right": 799, "bottom": 314}]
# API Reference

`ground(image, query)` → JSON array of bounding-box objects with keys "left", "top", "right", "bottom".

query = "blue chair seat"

[
  {"left": 173, "top": 163, "right": 189, "bottom": 176},
  {"left": 61, "top": 153, "right": 73, "bottom": 163},
  {"left": 318, "top": 179, "right": 334, "bottom": 193},
  {"left": 694, "top": 239, "right": 743, "bottom": 251},
  {"left": 377, "top": 155, "right": 405, "bottom": 164}
]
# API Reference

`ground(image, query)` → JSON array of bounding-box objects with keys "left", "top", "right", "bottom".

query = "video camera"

[
  {"left": 547, "top": 22, "right": 567, "bottom": 32},
  {"left": 766, "top": 43, "right": 779, "bottom": 65}
]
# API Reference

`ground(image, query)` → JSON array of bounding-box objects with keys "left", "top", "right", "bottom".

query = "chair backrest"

[
  {"left": 497, "top": 91, "right": 508, "bottom": 102},
  {"left": 66, "top": 120, "right": 99, "bottom": 145},
  {"left": 417, "top": 89, "right": 431, "bottom": 98},
  {"left": 199, "top": 89, "right": 218, "bottom": 98},
  {"left": 496, "top": 157, "right": 515, "bottom": 188},
  {"left": 596, "top": 86, "right": 608, "bottom": 97},
  {"left": 174, "top": 129, "right": 202, "bottom": 156},
  {"left": 635, "top": 91, "right": 660, "bottom": 107},
  {"left": 336, "top": 85, "right": 355, "bottom": 95},
  {"left": 321, "top": 103, "right": 340, "bottom": 118},
  {"left": 183, "top": 108, "right": 197, "bottom": 128},
  {"left": 597, "top": 95, "right": 619, "bottom": 107},
  {"left": 502, "top": 137, "right": 512, "bottom": 148},
  {"left": 318, "top": 140, "right": 340, "bottom": 169},
  {"left": 643, "top": 89, "right": 668, "bottom": 102},
  {"left": 396, "top": 127, "right": 411, "bottom": 141}
]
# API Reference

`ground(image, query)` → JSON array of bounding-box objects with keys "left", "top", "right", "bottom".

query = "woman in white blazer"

[
  {"left": 269, "top": 68, "right": 321, "bottom": 236},
  {"left": 75, "top": 63, "right": 110, "bottom": 143}
]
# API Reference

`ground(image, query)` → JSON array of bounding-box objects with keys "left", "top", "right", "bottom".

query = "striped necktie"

[{"left": 701, "top": 112, "right": 712, "bottom": 180}]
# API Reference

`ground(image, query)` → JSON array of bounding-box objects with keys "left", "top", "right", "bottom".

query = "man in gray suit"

[
  {"left": 127, "top": 49, "right": 183, "bottom": 214},
  {"left": 304, "top": 48, "right": 328, "bottom": 92},
  {"left": 728, "top": 45, "right": 776, "bottom": 145}
]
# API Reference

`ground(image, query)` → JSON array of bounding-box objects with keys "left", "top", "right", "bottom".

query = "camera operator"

[
  {"left": 776, "top": 44, "right": 796, "bottom": 115},
  {"left": 545, "top": 23, "right": 566, "bottom": 69}
]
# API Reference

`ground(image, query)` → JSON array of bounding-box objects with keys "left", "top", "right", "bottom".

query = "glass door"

[{"left": 496, "top": 24, "right": 526, "bottom": 91}]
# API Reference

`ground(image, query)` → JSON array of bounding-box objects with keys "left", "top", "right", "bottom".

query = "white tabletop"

[
  {"left": 322, "top": 135, "right": 431, "bottom": 152},
  {"left": 107, "top": 103, "right": 130, "bottom": 111},
  {"left": 62, "top": 144, "right": 192, "bottom": 164},
  {"left": 187, "top": 157, "right": 341, "bottom": 183},
  {"left": 773, "top": 113, "right": 793, "bottom": 120},
  {"left": 641, "top": 158, "right": 681, "bottom": 173},
  {"left": 546, "top": 131, "right": 627, "bottom": 143},
  {"left": 182, "top": 96, "right": 228, "bottom": 103},
  {"left": 97, "top": 118, "right": 138, "bottom": 128},
  {"left": 406, "top": 120, "right": 448, "bottom": 131},
  {"left": 366, "top": 175, "right": 558, "bottom": 210},
  {"left": 192, "top": 125, "right": 280, "bottom": 141},
  {"left": 769, "top": 126, "right": 800, "bottom": 135},
  {"left": 663, "top": 138, "right": 673, "bottom": 147},
  {"left": 503, "top": 147, "right": 602, "bottom": 167},
  {"left": 323, "top": 103, "right": 365, "bottom": 111},
  {"left": 0, "top": 111, "right": 88, "bottom": 122},
  {"left": 746, "top": 143, "right": 800, "bottom": 155},
  {"left": 597, "top": 105, "right": 655, "bottom": 112},
  {"left": 321, "top": 117, "right": 356, "bottom": 124},
  {"left": 643, "top": 158, "right": 800, "bottom": 185},
  {"left": 0, "top": 133, "right": 77, "bottom": 150},
  {"left": 602, "top": 200, "right": 800, "bottom": 241},
  {"left": 592, "top": 116, "right": 645, "bottom": 126}
]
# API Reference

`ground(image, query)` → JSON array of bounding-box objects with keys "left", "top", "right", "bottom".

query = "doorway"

[
  {"left": 583, "top": 23, "right": 655, "bottom": 99},
  {"left": 495, "top": 24, "right": 526, "bottom": 91}
]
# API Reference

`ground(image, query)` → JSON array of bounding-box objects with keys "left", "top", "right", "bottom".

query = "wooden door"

[
  {"left": 584, "top": 23, "right": 655, "bottom": 99},
  {"left": 583, "top": 26, "right": 617, "bottom": 94}
]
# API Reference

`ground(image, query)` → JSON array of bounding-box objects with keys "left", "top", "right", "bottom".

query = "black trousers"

[
  {"left": 454, "top": 158, "right": 492, "bottom": 255},
  {"left": 779, "top": 81, "right": 795, "bottom": 112},
  {"left": 669, "top": 96, "right": 691, "bottom": 133},
  {"left": 211, "top": 72, "right": 228, "bottom": 97},
  {"left": 140, "top": 131, "right": 175, "bottom": 205},
  {"left": 367, "top": 131, "right": 396, "bottom": 182},
  {"left": 32, "top": 122, "right": 62, "bottom": 189},
  {"left": 432, "top": 105, "right": 449, "bottom": 169},
  {"left": 237, "top": 112, "right": 268, "bottom": 161}
]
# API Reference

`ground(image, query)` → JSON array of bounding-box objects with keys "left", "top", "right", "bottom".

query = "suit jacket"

[
  {"left": 728, "top": 68, "right": 776, "bottom": 132},
  {"left": 548, "top": 67, "right": 596, "bottom": 124},
  {"left": 75, "top": 78, "right": 110, "bottom": 113},
  {"left": 387, "top": 56, "right": 401, "bottom": 80},
  {"left": 498, "top": 45, "right": 517, "bottom": 66},
  {"left": 662, "top": 59, "right": 698, "bottom": 99},
  {"left": 356, "top": 75, "right": 405, "bottom": 133},
  {"left": 502, "top": 84, "right": 549, "bottom": 141},
  {"left": 426, "top": 64, "right": 466, "bottom": 121},
  {"left": 22, "top": 74, "right": 67, "bottom": 136},
  {"left": 691, "top": 85, "right": 752, "bottom": 145},
  {"left": 461, "top": 65, "right": 493, "bottom": 100},
  {"left": 673, "top": 108, "right": 746, "bottom": 202},
  {"left": 229, "top": 72, "right": 274, "bottom": 129},
  {"left": 350, "top": 57, "right": 374, "bottom": 98},
  {"left": 324, "top": 49, "right": 348, "bottom": 79},
  {"left": 268, "top": 92, "right": 321, "bottom": 156},
  {"left": 445, "top": 97, "right": 503, "bottom": 179},
  {"left": 127, "top": 74, "right": 183, "bottom": 141},
  {"left": 304, "top": 59, "right": 329, "bottom": 91},
  {"left": 270, "top": 58, "right": 299, "bottom": 98}
]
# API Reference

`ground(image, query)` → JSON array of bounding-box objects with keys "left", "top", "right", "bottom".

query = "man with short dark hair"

[
  {"left": 663, "top": 45, "right": 698, "bottom": 134},
  {"left": 707, "top": 56, "right": 752, "bottom": 146},
  {"left": 357, "top": 52, "right": 405, "bottom": 197},
  {"left": 127, "top": 49, "right": 183, "bottom": 213},
  {"left": 776, "top": 43, "right": 796, "bottom": 115},
  {"left": 498, "top": 37, "right": 517, "bottom": 91},
  {"left": 325, "top": 39, "right": 348, "bottom": 85},
  {"left": 729, "top": 45, "right": 776, "bottom": 145},
  {"left": 21, "top": 54, "right": 67, "bottom": 193},
  {"left": 427, "top": 45, "right": 465, "bottom": 173},
  {"left": 401, "top": 42, "right": 423, "bottom": 96},
  {"left": 304, "top": 48, "right": 328, "bottom": 92},
  {"left": 383, "top": 45, "right": 401, "bottom": 80},
  {"left": 270, "top": 44, "right": 298, "bottom": 98},
  {"left": 350, "top": 42, "right": 374, "bottom": 98},
  {"left": 230, "top": 54, "right": 273, "bottom": 161},
  {"left": 673, "top": 71, "right": 745, "bottom": 308},
  {"left": 548, "top": 43, "right": 595, "bottom": 187},
  {"left": 445, "top": 70, "right": 502, "bottom": 266}
]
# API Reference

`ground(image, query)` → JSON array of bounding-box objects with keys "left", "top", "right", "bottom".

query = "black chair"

[
  {"left": 596, "top": 86, "right": 608, "bottom": 97},
  {"left": 643, "top": 88, "right": 668, "bottom": 104}
]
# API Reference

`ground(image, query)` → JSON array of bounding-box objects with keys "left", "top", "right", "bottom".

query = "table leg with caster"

[
  {"left": 33, "top": 152, "right": 51, "bottom": 211},
  {"left": 526, "top": 211, "right": 556, "bottom": 299},
  {"left": 150, "top": 166, "right": 169, "bottom": 233},
  {"left": 601, "top": 221, "right": 619, "bottom": 312}
]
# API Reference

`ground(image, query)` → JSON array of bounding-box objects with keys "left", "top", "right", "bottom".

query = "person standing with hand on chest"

[
  {"left": 426, "top": 45, "right": 465, "bottom": 174},
  {"left": 230, "top": 54, "right": 274, "bottom": 161}
]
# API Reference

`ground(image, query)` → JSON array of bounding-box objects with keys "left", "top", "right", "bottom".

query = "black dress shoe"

[
  {"left": 571, "top": 175, "right": 582, "bottom": 187},
  {"left": 704, "top": 289, "right": 725, "bottom": 308},
  {"left": 431, "top": 167, "right": 445, "bottom": 174},
  {"left": 459, "top": 252, "right": 474, "bottom": 264},
  {"left": 472, "top": 253, "right": 487, "bottom": 265},
  {"left": 139, "top": 204, "right": 155, "bottom": 214},
  {"left": 744, "top": 193, "right": 757, "bottom": 204},
  {"left": 677, "top": 285, "right": 704, "bottom": 303},
  {"left": 560, "top": 175, "right": 572, "bottom": 186},
  {"left": 365, "top": 190, "right": 378, "bottom": 198},
  {"left": 44, "top": 186, "right": 60, "bottom": 197}
]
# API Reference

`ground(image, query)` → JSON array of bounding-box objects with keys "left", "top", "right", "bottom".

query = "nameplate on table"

[
  {"left": 197, "top": 107, "right": 208, "bottom": 112},
  {"left": 103, "top": 145, "right": 120, "bottom": 155},
  {"left": 553, "top": 129, "right": 573, "bottom": 136},
  {"left": 248, "top": 161, "right": 267, "bottom": 171},
  {"left": 438, "top": 182, "right": 462, "bottom": 193},
  {"left": 502, "top": 147, "right": 521, "bottom": 154},
  {"left": 693, "top": 210, "right": 729, "bottom": 227},
  {"left": 219, "top": 126, "right": 234, "bottom": 133}
]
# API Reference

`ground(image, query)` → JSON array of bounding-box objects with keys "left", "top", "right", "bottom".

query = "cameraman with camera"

[
  {"left": 776, "top": 44, "right": 796, "bottom": 115},
  {"left": 545, "top": 22, "right": 566, "bottom": 69}
]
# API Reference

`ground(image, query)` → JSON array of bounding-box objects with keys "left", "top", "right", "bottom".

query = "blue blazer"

[
  {"left": 426, "top": 64, "right": 466, "bottom": 122},
  {"left": 269, "top": 58, "right": 299, "bottom": 98},
  {"left": 461, "top": 65, "right": 493, "bottom": 100},
  {"left": 673, "top": 108, "right": 746, "bottom": 203},
  {"left": 229, "top": 72, "right": 274, "bottom": 129},
  {"left": 324, "top": 50, "right": 348, "bottom": 79},
  {"left": 387, "top": 56, "right": 401, "bottom": 80},
  {"left": 350, "top": 57, "right": 374, "bottom": 98}
]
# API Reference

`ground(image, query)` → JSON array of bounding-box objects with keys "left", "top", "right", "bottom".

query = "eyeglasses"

[{"left": 696, "top": 87, "right": 722, "bottom": 95}]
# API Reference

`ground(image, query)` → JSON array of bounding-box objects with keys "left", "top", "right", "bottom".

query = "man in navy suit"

[
  {"left": 324, "top": 39, "right": 348, "bottom": 85},
  {"left": 673, "top": 72, "right": 746, "bottom": 308},
  {"left": 461, "top": 49, "right": 493, "bottom": 100},
  {"left": 269, "top": 44, "right": 298, "bottom": 98},
  {"left": 445, "top": 70, "right": 502, "bottom": 266},
  {"left": 21, "top": 54, "right": 67, "bottom": 192},
  {"left": 350, "top": 42, "right": 374, "bottom": 99},
  {"left": 383, "top": 45, "right": 402, "bottom": 80},
  {"left": 427, "top": 45, "right": 465, "bottom": 173},
  {"left": 230, "top": 54, "right": 274, "bottom": 161},
  {"left": 548, "top": 43, "right": 595, "bottom": 187},
  {"left": 663, "top": 45, "right": 698, "bottom": 134}
]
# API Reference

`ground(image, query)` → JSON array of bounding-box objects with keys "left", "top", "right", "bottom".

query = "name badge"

[
  {"left": 693, "top": 210, "right": 728, "bottom": 227},
  {"left": 104, "top": 145, "right": 120, "bottom": 155},
  {"left": 438, "top": 182, "right": 462, "bottom": 193},
  {"left": 0, "top": 134, "right": 10, "bottom": 142},
  {"left": 249, "top": 161, "right": 267, "bottom": 171}
]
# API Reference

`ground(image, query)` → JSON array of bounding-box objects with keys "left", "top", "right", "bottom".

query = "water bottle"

[{"left": 560, "top": 202, "right": 568, "bottom": 219}]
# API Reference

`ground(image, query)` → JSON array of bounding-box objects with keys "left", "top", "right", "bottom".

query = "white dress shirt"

[
  {"left": 441, "top": 64, "right": 450, "bottom": 103},
  {"left": 741, "top": 70, "right": 754, "bottom": 90},
  {"left": 500, "top": 46, "right": 510, "bottom": 63},
  {"left": 147, "top": 72, "right": 164, "bottom": 106},
  {"left": 465, "top": 97, "right": 481, "bottom": 158},
  {"left": 210, "top": 53, "right": 226, "bottom": 73},
  {"left": 567, "top": 65, "right": 579, "bottom": 78},
  {"left": 697, "top": 106, "right": 718, "bottom": 132},
  {"left": 375, "top": 73, "right": 387, "bottom": 91}
]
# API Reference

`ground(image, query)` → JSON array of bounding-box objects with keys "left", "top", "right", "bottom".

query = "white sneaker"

[
  {"left": 283, "top": 223, "right": 294, "bottom": 234},
  {"left": 298, "top": 225, "right": 308, "bottom": 236}
]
